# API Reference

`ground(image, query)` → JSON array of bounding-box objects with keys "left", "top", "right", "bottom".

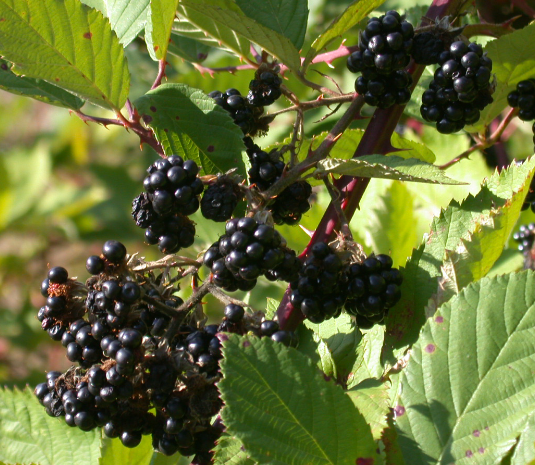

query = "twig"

[
  {"left": 261, "top": 95, "right": 365, "bottom": 202},
  {"left": 439, "top": 107, "right": 518, "bottom": 169},
  {"left": 74, "top": 111, "right": 122, "bottom": 127},
  {"left": 267, "top": 93, "right": 355, "bottom": 118},
  {"left": 163, "top": 281, "right": 212, "bottom": 341},
  {"left": 209, "top": 285, "right": 256, "bottom": 311},
  {"left": 323, "top": 176, "right": 353, "bottom": 241},
  {"left": 151, "top": 60, "right": 167, "bottom": 90}
]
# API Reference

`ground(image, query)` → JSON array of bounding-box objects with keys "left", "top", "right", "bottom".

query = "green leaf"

[
  {"left": 367, "top": 181, "right": 418, "bottom": 268},
  {"left": 134, "top": 83, "right": 246, "bottom": 176},
  {"left": 219, "top": 334, "right": 378, "bottom": 465},
  {"left": 167, "top": 33, "right": 212, "bottom": 63},
  {"left": 395, "top": 271, "right": 535, "bottom": 465},
  {"left": 315, "top": 155, "right": 465, "bottom": 185},
  {"left": 173, "top": 11, "right": 250, "bottom": 57},
  {"left": 384, "top": 157, "right": 535, "bottom": 356},
  {"left": 511, "top": 410, "right": 535, "bottom": 465},
  {"left": 0, "top": 387, "right": 101, "bottom": 465},
  {"left": 0, "top": 59, "right": 84, "bottom": 109},
  {"left": 235, "top": 0, "right": 308, "bottom": 50},
  {"left": 303, "top": 0, "right": 387, "bottom": 70},
  {"left": 304, "top": 313, "right": 362, "bottom": 381},
  {"left": 265, "top": 297, "right": 279, "bottom": 320},
  {"left": 347, "top": 325, "right": 385, "bottom": 388},
  {"left": 107, "top": 0, "right": 150, "bottom": 46},
  {"left": 486, "top": 23, "right": 535, "bottom": 86},
  {"left": 147, "top": 0, "right": 179, "bottom": 60},
  {"left": 346, "top": 378, "right": 390, "bottom": 440},
  {"left": 177, "top": 0, "right": 301, "bottom": 73},
  {"left": 213, "top": 433, "right": 257, "bottom": 465},
  {"left": 0, "top": 0, "right": 130, "bottom": 110}
]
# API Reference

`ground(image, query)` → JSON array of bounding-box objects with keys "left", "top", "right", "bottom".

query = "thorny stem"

[
  {"left": 267, "top": 93, "right": 355, "bottom": 118},
  {"left": 132, "top": 256, "right": 202, "bottom": 273},
  {"left": 151, "top": 60, "right": 167, "bottom": 90},
  {"left": 261, "top": 95, "right": 365, "bottom": 203},
  {"left": 323, "top": 176, "right": 353, "bottom": 241},
  {"left": 276, "top": 0, "right": 472, "bottom": 331},
  {"left": 163, "top": 281, "right": 212, "bottom": 341},
  {"left": 439, "top": 107, "right": 519, "bottom": 169},
  {"left": 209, "top": 285, "right": 256, "bottom": 311}
]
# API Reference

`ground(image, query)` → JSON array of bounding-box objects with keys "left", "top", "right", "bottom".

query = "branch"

[
  {"left": 323, "top": 176, "right": 353, "bottom": 241},
  {"left": 151, "top": 60, "right": 167, "bottom": 90},
  {"left": 74, "top": 111, "right": 122, "bottom": 127},
  {"left": 439, "top": 107, "right": 518, "bottom": 169},
  {"left": 267, "top": 93, "right": 355, "bottom": 118}
]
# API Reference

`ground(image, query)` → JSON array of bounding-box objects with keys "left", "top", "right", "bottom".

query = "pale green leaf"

[
  {"left": 213, "top": 434, "right": 257, "bottom": 465},
  {"left": 511, "top": 410, "right": 535, "bottom": 465},
  {"left": 303, "top": 0, "right": 388, "bottom": 70},
  {"left": 235, "top": 0, "right": 308, "bottom": 49},
  {"left": 367, "top": 181, "right": 418, "bottom": 268},
  {"left": 315, "top": 155, "right": 465, "bottom": 185},
  {"left": 172, "top": 15, "right": 250, "bottom": 56},
  {"left": 134, "top": 83, "right": 246, "bottom": 176},
  {"left": 220, "top": 334, "right": 378, "bottom": 465},
  {"left": 177, "top": 0, "right": 301, "bottom": 73},
  {"left": 396, "top": 272, "right": 535, "bottom": 465},
  {"left": 0, "top": 0, "right": 130, "bottom": 110},
  {"left": 304, "top": 313, "right": 362, "bottom": 381},
  {"left": 347, "top": 325, "right": 385, "bottom": 388},
  {"left": 0, "top": 387, "right": 101, "bottom": 465},
  {"left": 346, "top": 378, "right": 390, "bottom": 440},
  {"left": 107, "top": 0, "right": 150, "bottom": 46},
  {"left": 147, "top": 0, "right": 179, "bottom": 60},
  {"left": 265, "top": 297, "right": 279, "bottom": 320},
  {"left": 384, "top": 157, "right": 535, "bottom": 355},
  {"left": 0, "top": 59, "right": 84, "bottom": 109}
]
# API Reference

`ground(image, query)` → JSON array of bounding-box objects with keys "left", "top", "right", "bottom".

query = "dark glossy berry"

[
  {"left": 86, "top": 255, "right": 105, "bottom": 274},
  {"left": 102, "top": 240, "right": 127, "bottom": 263},
  {"left": 48, "top": 266, "right": 68, "bottom": 284}
]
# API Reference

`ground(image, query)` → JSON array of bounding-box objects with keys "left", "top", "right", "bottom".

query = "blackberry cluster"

[
  {"left": 209, "top": 89, "right": 264, "bottom": 135},
  {"left": 411, "top": 32, "right": 445, "bottom": 65},
  {"left": 200, "top": 176, "right": 243, "bottom": 222},
  {"left": 289, "top": 242, "right": 346, "bottom": 324},
  {"left": 203, "top": 217, "right": 301, "bottom": 292},
  {"left": 36, "top": 241, "right": 298, "bottom": 461},
  {"left": 513, "top": 223, "right": 535, "bottom": 270},
  {"left": 420, "top": 40, "right": 494, "bottom": 133},
  {"left": 507, "top": 79, "right": 535, "bottom": 146},
  {"left": 244, "top": 137, "right": 312, "bottom": 225},
  {"left": 344, "top": 254, "right": 403, "bottom": 328},
  {"left": 347, "top": 11, "right": 414, "bottom": 108},
  {"left": 132, "top": 156, "right": 202, "bottom": 254},
  {"left": 247, "top": 71, "right": 283, "bottom": 107}
]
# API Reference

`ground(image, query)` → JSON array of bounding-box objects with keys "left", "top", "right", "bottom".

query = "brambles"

[
  {"left": 411, "top": 31, "right": 445, "bottom": 65},
  {"left": 347, "top": 11, "right": 414, "bottom": 108},
  {"left": 132, "top": 156, "right": 202, "bottom": 254},
  {"left": 203, "top": 217, "right": 301, "bottom": 292},
  {"left": 36, "top": 241, "right": 299, "bottom": 461},
  {"left": 208, "top": 86, "right": 270, "bottom": 137},
  {"left": 201, "top": 176, "right": 243, "bottom": 222},
  {"left": 247, "top": 70, "right": 283, "bottom": 107},
  {"left": 289, "top": 242, "right": 346, "bottom": 324},
  {"left": 344, "top": 254, "right": 403, "bottom": 329},
  {"left": 420, "top": 40, "right": 494, "bottom": 133}
]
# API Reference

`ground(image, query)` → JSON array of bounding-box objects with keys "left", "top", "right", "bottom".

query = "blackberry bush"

[{"left": 420, "top": 40, "right": 494, "bottom": 133}]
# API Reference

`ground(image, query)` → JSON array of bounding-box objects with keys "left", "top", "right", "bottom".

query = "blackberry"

[
  {"left": 245, "top": 139, "right": 285, "bottom": 191},
  {"left": 208, "top": 88, "right": 263, "bottom": 135},
  {"left": 247, "top": 70, "right": 283, "bottom": 107},
  {"left": 289, "top": 242, "right": 347, "bottom": 323},
  {"left": 203, "top": 218, "right": 301, "bottom": 292},
  {"left": 270, "top": 180, "right": 313, "bottom": 225},
  {"left": 507, "top": 79, "right": 535, "bottom": 146},
  {"left": 411, "top": 32, "right": 445, "bottom": 65},
  {"left": 513, "top": 223, "right": 535, "bottom": 270},
  {"left": 347, "top": 11, "right": 414, "bottom": 108},
  {"left": 200, "top": 177, "right": 243, "bottom": 222},
  {"left": 420, "top": 40, "right": 494, "bottom": 133},
  {"left": 344, "top": 254, "right": 403, "bottom": 328},
  {"left": 132, "top": 156, "right": 203, "bottom": 254}
]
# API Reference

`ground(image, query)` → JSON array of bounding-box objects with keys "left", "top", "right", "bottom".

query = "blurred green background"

[{"left": 1, "top": 0, "right": 533, "bottom": 388}]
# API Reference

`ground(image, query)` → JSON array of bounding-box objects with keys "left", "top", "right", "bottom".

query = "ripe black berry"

[
  {"left": 201, "top": 177, "right": 243, "bottom": 222},
  {"left": 247, "top": 70, "right": 283, "bottom": 107},
  {"left": 48, "top": 266, "right": 69, "bottom": 284},
  {"left": 209, "top": 88, "right": 264, "bottom": 135},
  {"left": 102, "top": 240, "right": 127, "bottom": 264},
  {"left": 420, "top": 40, "right": 494, "bottom": 133}
]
